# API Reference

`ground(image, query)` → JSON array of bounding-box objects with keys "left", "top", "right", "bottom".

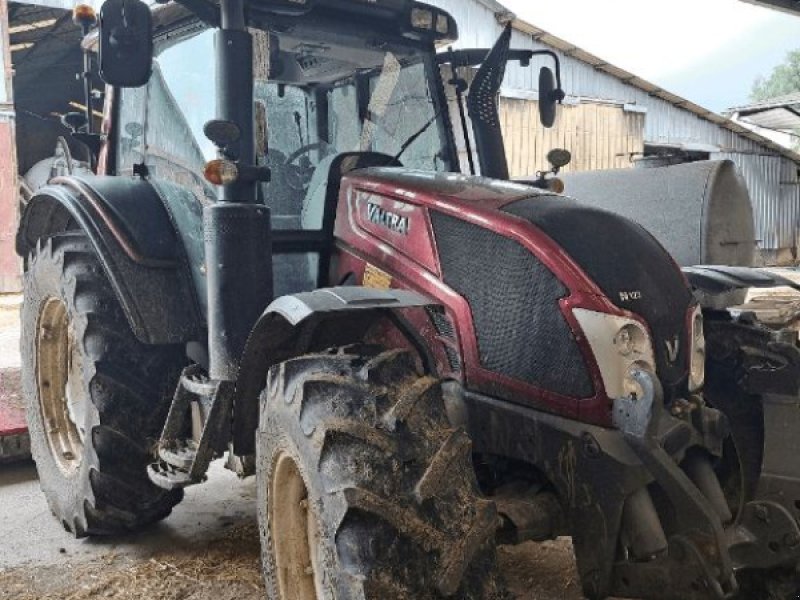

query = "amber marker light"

[
  {"left": 548, "top": 177, "right": 565, "bottom": 194},
  {"left": 204, "top": 159, "right": 239, "bottom": 186},
  {"left": 72, "top": 4, "right": 97, "bottom": 28}
]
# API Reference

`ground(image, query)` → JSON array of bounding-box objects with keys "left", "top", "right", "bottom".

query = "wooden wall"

[{"left": 499, "top": 98, "right": 645, "bottom": 178}]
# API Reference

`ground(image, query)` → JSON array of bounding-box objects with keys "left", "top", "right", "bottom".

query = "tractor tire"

[
  {"left": 21, "top": 233, "right": 185, "bottom": 537},
  {"left": 257, "top": 346, "right": 506, "bottom": 599}
]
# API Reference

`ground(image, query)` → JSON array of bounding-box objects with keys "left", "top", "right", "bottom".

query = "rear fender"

[
  {"left": 16, "top": 175, "right": 203, "bottom": 345},
  {"left": 232, "top": 287, "right": 438, "bottom": 455}
]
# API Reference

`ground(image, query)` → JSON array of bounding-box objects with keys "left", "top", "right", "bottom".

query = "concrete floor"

[{"left": 0, "top": 460, "right": 258, "bottom": 570}]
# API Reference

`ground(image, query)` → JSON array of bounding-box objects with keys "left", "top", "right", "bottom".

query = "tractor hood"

[{"left": 339, "top": 168, "right": 695, "bottom": 397}]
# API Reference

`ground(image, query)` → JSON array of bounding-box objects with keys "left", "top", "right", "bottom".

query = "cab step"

[{"left": 147, "top": 366, "right": 234, "bottom": 490}]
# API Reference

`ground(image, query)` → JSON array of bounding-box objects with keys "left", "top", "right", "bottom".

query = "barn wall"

[
  {"left": 712, "top": 151, "right": 800, "bottom": 262},
  {"left": 499, "top": 98, "right": 644, "bottom": 177}
]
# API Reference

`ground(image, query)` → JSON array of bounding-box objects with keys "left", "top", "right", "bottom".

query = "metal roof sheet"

[{"left": 728, "top": 93, "right": 800, "bottom": 130}]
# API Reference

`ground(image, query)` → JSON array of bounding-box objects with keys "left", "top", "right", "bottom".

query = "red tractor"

[{"left": 15, "top": 0, "right": 800, "bottom": 598}]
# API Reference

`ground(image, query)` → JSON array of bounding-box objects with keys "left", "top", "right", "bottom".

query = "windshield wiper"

[{"left": 393, "top": 108, "right": 445, "bottom": 162}]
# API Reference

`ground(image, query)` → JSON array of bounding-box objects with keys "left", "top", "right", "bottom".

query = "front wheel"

[{"left": 257, "top": 346, "right": 506, "bottom": 599}]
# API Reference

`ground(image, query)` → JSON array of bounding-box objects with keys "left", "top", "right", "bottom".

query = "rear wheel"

[
  {"left": 257, "top": 346, "right": 506, "bottom": 599},
  {"left": 21, "top": 233, "right": 185, "bottom": 536}
]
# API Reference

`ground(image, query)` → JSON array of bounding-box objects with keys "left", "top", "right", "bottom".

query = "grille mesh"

[
  {"left": 431, "top": 212, "right": 593, "bottom": 398},
  {"left": 503, "top": 196, "right": 693, "bottom": 390}
]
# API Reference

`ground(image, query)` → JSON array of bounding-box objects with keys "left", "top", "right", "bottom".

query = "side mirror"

[
  {"left": 538, "top": 67, "right": 558, "bottom": 128},
  {"left": 99, "top": 0, "right": 153, "bottom": 88}
]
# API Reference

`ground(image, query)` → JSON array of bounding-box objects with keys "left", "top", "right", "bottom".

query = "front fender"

[
  {"left": 16, "top": 175, "right": 203, "bottom": 345},
  {"left": 232, "top": 286, "right": 438, "bottom": 455}
]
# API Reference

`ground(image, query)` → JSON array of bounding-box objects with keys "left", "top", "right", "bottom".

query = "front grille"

[
  {"left": 503, "top": 196, "right": 693, "bottom": 389},
  {"left": 430, "top": 212, "right": 593, "bottom": 398}
]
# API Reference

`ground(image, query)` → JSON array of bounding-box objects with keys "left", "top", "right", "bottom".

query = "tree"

[{"left": 751, "top": 49, "right": 800, "bottom": 102}]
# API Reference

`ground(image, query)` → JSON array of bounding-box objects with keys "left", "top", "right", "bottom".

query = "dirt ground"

[
  {"left": 0, "top": 528, "right": 581, "bottom": 600},
  {"left": 0, "top": 297, "right": 584, "bottom": 600},
  {"left": 0, "top": 525, "right": 581, "bottom": 600}
]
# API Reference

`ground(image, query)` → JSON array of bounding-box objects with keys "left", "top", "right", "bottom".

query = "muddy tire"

[
  {"left": 21, "top": 233, "right": 185, "bottom": 536},
  {"left": 257, "top": 346, "right": 506, "bottom": 599}
]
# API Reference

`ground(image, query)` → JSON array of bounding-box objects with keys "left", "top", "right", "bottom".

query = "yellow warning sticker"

[{"left": 363, "top": 263, "right": 393, "bottom": 289}]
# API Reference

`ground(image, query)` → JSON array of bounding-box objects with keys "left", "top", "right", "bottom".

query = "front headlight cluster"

[
  {"left": 688, "top": 305, "right": 705, "bottom": 392},
  {"left": 573, "top": 309, "right": 656, "bottom": 401}
]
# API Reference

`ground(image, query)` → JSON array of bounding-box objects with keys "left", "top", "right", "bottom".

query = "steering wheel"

[
  {"left": 284, "top": 141, "right": 333, "bottom": 191},
  {"left": 285, "top": 141, "right": 332, "bottom": 165}
]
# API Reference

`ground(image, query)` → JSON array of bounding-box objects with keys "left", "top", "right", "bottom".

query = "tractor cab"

[{"left": 98, "top": 0, "right": 460, "bottom": 297}]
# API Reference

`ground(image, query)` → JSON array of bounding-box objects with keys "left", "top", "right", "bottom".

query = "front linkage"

[{"left": 460, "top": 364, "right": 800, "bottom": 599}]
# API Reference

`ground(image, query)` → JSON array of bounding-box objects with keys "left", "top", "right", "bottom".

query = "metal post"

[
  {"left": 216, "top": 0, "right": 254, "bottom": 204},
  {"left": 205, "top": 0, "right": 273, "bottom": 381}
]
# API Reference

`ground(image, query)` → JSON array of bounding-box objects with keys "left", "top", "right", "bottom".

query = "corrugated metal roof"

[
  {"left": 728, "top": 92, "right": 800, "bottom": 130},
  {"left": 433, "top": 0, "right": 800, "bottom": 162}
]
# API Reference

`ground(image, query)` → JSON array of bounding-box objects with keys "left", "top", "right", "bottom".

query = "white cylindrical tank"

[{"left": 561, "top": 160, "right": 756, "bottom": 267}]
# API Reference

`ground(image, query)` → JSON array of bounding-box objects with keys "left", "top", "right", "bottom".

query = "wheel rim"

[
  {"left": 36, "top": 297, "right": 85, "bottom": 476},
  {"left": 270, "top": 452, "right": 323, "bottom": 600}
]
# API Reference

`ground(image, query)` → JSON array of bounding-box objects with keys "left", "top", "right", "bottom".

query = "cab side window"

[
  {"left": 116, "top": 28, "right": 217, "bottom": 201},
  {"left": 114, "top": 27, "right": 320, "bottom": 296}
]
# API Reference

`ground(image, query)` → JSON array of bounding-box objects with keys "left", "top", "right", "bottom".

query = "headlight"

[
  {"left": 573, "top": 309, "right": 656, "bottom": 400},
  {"left": 688, "top": 306, "right": 705, "bottom": 392}
]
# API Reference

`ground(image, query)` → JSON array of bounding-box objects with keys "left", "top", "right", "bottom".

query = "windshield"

[{"left": 257, "top": 50, "right": 454, "bottom": 232}]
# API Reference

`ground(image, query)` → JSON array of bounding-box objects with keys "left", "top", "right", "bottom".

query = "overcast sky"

[{"left": 501, "top": 0, "right": 800, "bottom": 113}]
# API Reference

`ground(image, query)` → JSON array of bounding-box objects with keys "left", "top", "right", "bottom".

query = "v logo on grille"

[{"left": 665, "top": 337, "right": 680, "bottom": 363}]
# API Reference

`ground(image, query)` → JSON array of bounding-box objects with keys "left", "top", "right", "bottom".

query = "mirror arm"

[
  {"left": 528, "top": 49, "right": 565, "bottom": 101},
  {"left": 172, "top": 0, "right": 220, "bottom": 27},
  {"left": 438, "top": 47, "right": 565, "bottom": 104},
  {"left": 436, "top": 48, "right": 535, "bottom": 68}
]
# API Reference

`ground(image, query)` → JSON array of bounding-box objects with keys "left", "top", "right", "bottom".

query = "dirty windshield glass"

[{"left": 257, "top": 52, "right": 453, "bottom": 233}]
